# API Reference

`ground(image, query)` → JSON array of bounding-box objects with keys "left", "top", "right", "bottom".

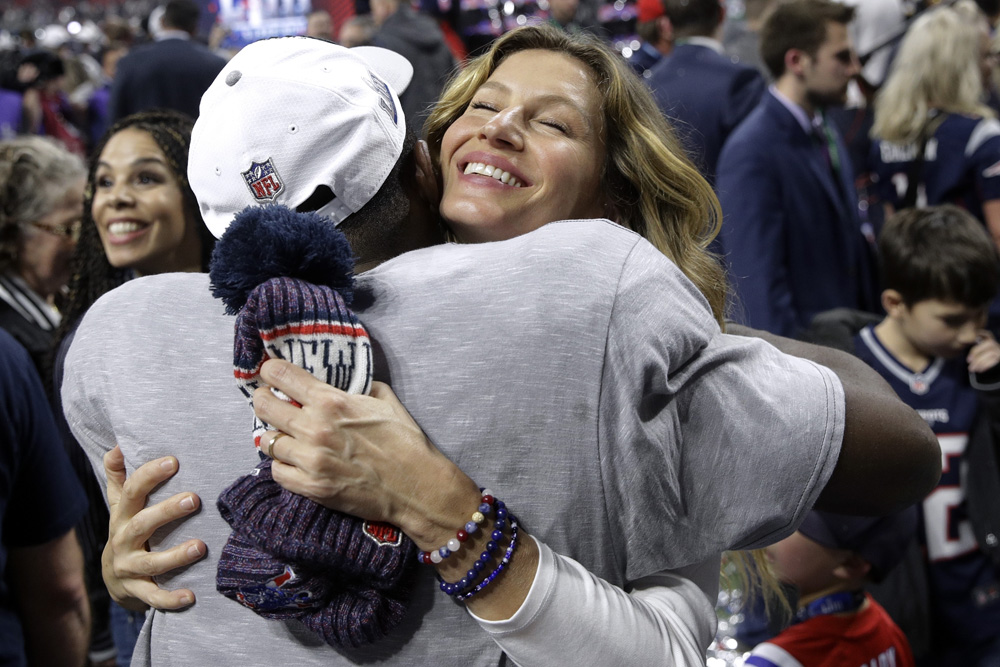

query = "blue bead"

[
  {"left": 495, "top": 519, "right": 506, "bottom": 530},
  {"left": 486, "top": 540, "right": 498, "bottom": 553},
  {"left": 460, "top": 577, "right": 470, "bottom": 589},
  {"left": 496, "top": 507, "right": 508, "bottom": 520},
  {"left": 439, "top": 546, "right": 451, "bottom": 558},
  {"left": 492, "top": 529, "right": 503, "bottom": 541},
  {"left": 473, "top": 559, "right": 486, "bottom": 572},
  {"left": 465, "top": 521, "right": 478, "bottom": 534},
  {"left": 467, "top": 569, "right": 477, "bottom": 580},
  {"left": 479, "top": 503, "right": 491, "bottom": 514},
  {"left": 481, "top": 551, "right": 490, "bottom": 561},
  {"left": 440, "top": 580, "right": 448, "bottom": 592}
]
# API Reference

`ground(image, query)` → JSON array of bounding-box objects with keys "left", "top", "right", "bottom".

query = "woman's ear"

[{"left": 414, "top": 139, "right": 441, "bottom": 212}]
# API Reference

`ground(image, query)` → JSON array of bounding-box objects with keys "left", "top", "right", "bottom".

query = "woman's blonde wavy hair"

[
  {"left": 423, "top": 23, "right": 728, "bottom": 325},
  {"left": 873, "top": 0, "right": 993, "bottom": 143}
]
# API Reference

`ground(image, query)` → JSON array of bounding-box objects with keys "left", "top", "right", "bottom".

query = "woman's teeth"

[
  {"left": 108, "top": 221, "right": 144, "bottom": 235},
  {"left": 463, "top": 162, "right": 522, "bottom": 187}
]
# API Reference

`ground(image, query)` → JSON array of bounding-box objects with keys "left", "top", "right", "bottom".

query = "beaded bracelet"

[
  {"left": 417, "top": 489, "right": 499, "bottom": 565},
  {"left": 436, "top": 505, "right": 512, "bottom": 596},
  {"left": 453, "top": 517, "right": 519, "bottom": 603}
]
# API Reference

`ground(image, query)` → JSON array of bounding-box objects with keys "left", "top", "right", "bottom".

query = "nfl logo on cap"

[{"left": 243, "top": 159, "right": 284, "bottom": 202}]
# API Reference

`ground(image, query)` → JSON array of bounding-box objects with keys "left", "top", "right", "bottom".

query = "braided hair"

[{"left": 56, "top": 109, "right": 216, "bottom": 346}]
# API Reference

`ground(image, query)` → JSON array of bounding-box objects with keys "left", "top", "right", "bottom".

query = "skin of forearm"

[
  {"left": 726, "top": 323, "right": 941, "bottom": 514},
  {"left": 10, "top": 532, "right": 91, "bottom": 666},
  {"left": 399, "top": 463, "right": 540, "bottom": 621}
]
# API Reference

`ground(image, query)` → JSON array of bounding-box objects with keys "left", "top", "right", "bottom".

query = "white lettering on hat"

[
  {"left": 242, "top": 158, "right": 285, "bottom": 202},
  {"left": 367, "top": 73, "right": 399, "bottom": 126}
]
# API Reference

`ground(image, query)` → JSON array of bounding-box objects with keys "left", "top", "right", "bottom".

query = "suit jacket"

[
  {"left": 716, "top": 91, "right": 878, "bottom": 337},
  {"left": 646, "top": 42, "right": 765, "bottom": 182},
  {"left": 109, "top": 37, "right": 227, "bottom": 122}
]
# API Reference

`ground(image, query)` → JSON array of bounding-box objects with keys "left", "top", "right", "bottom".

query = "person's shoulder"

[
  {"left": 84, "top": 273, "right": 217, "bottom": 326},
  {"left": 537, "top": 218, "right": 646, "bottom": 256},
  {"left": 0, "top": 327, "right": 30, "bottom": 371}
]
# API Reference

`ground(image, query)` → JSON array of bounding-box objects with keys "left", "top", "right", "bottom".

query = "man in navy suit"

[
  {"left": 108, "top": 0, "right": 227, "bottom": 122},
  {"left": 716, "top": 0, "right": 879, "bottom": 338},
  {"left": 645, "top": 0, "right": 765, "bottom": 183}
]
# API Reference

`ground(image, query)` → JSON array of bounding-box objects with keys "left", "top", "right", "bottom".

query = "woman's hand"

[
  {"left": 103, "top": 446, "right": 206, "bottom": 611},
  {"left": 256, "top": 360, "right": 540, "bottom": 620},
  {"left": 254, "top": 359, "right": 481, "bottom": 549}
]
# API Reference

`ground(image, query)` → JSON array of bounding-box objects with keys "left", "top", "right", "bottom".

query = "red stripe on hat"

[{"left": 259, "top": 323, "right": 370, "bottom": 340}]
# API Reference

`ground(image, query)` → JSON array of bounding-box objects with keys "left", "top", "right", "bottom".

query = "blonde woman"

[{"left": 871, "top": 1, "right": 1000, "bottom": 242}]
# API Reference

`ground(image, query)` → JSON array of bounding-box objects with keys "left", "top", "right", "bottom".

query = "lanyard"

[{"left": 793, "top": 590, "right": 866, "bottom": 624}]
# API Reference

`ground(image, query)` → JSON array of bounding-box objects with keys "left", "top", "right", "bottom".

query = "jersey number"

[{"left": 923, "top": 434, "right": 977, "bottom": 561}]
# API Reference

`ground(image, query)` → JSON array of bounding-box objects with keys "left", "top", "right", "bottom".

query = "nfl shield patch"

[
  {"left": 242, "top": 158, "right": 285, "bottom": 202},
  {"left": 363, "top": 521, "right": 403, "bottom": 547}
]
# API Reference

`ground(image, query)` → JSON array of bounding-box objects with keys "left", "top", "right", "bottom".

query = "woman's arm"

[
  {"left": 254, "top": 360, "right": 716, "bottom": 662},
  {"left": 725, "top": 324, "right": 941, "bottom": 514},
  {"left": 254, "top": 361, "right": 538, "bottom": 620},
  {"left": 101, "top": 446, "right": 206, "bottom": 611}
]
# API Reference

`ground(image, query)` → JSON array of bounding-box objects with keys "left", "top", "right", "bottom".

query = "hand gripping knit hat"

[
  {"left": 208, "top": 201, "right": 416, "bottom": 646},
  {"left": 188, "top": 36, "right": 413, "bottom": 238}
]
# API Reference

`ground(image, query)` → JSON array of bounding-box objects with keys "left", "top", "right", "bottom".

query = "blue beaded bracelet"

[
  {"left": 436, "top": 511, "right": 511, "bottom": 597},
  {"left": 454, "top": 517, "right": 519, "bottom": 603},
  {"left": 418, "top": 490, "right": 498, "bottom": 565}
]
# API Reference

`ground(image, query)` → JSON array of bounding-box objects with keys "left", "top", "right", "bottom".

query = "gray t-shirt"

[{"left": 63, "top": 218, "right": 843, "bottom": 665}]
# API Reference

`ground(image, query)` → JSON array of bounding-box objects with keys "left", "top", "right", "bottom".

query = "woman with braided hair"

[
  {"left": 52, "top": 109, "right": 214, "bottom": 667},
  {"left": 58, "top": 109, "right": 215, "bottom": 336}
]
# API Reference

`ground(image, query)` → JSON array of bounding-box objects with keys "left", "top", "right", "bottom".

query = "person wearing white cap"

[{"left": 64, "top": 29, "right": 938, "bottom": 666}]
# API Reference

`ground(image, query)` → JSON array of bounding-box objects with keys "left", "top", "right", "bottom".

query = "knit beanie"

[{"left": 209, "top": 205, "right": 415, "bottom": 646}]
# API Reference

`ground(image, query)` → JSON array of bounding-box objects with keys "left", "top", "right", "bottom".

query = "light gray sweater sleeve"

[{"left": 470, "top": 536, "right": 717, "bottom": 666}]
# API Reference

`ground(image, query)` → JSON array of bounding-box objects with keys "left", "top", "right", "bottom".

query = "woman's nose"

[{"left": 479, "top": 107, "right": 525, "bottom": 151}]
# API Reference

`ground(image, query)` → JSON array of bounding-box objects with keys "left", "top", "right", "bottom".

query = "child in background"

[
  {"left": 745, "top": 509, "right": 918, "bottom": 667},
  {"left": 853, "top": 205, "right": 1000, "bottom": 666}
]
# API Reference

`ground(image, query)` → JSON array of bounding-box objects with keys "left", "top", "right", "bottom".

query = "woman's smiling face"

[
  {"left": 92, "top": 128, "right": 201, "bottom": 276},
  {"left": 438, "top": 49, "right": 608, "bottom": 243}
]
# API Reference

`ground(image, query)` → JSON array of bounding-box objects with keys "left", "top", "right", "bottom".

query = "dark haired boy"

[
  {"left": 745, "top": 509, "right": 918, "bottom": 667},
  {"left": 853, "top": 205, "right": 1000, "bottom": 666}
]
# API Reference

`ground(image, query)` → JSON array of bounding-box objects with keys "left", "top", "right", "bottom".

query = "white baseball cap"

[{"left": 189, "top": 36, "right": 414, "bottom": 238}]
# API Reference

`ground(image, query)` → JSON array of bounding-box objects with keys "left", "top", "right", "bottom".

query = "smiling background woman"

[
  {"left": 60, "top": 109, "right": 214, "bottom": 334},
  {"left": 53, "top": 108, "right": 215, "bottom": 667}
]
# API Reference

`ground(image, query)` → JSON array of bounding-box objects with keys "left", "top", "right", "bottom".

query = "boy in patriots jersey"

[
  {"left": 745, "top": 509, "right": 918, "bottom": 667},
  {"left": 853, "top": 205, "right": 1000, "bottom": 666}
]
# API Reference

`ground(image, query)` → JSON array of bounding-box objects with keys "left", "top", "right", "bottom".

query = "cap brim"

[{"left": 349, "top": 45, "right": 414, "bottom": 97}]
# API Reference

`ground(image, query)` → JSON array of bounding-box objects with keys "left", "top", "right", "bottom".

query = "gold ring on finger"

[{"left": 267, "top": 431, "right": 290, "bottom": 460}]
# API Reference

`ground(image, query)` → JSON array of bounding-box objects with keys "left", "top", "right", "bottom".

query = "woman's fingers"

[
  {"left": 259, "top": 358, "right": 327, "bottom": 409},
  {"left": 117, "top": 456, "right": 182, "bottom": 520},
  {"left": 103, "top": 445, "right": 127, "bottom": 507},
  {"left": 115, "top": 492, "right": 202, "bottom": 549}
]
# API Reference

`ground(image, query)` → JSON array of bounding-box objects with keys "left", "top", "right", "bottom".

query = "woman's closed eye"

[{"left": 539, "top": 118, "right": 569, "bottom": 133}]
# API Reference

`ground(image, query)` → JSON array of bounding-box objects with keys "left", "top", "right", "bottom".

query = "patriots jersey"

[
  {"left": 871, "top": 114, "right": 1000, "bottom": 222},
  {"left": 855, "top": 326, "right": 1000, "bottom": 647}
]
